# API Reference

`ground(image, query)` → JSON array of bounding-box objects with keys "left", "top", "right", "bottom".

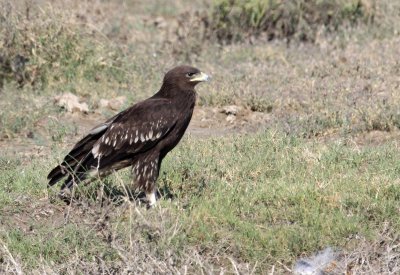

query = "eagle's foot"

[{"left": 146, "top": 191, "right": 157, "bottom": 208}]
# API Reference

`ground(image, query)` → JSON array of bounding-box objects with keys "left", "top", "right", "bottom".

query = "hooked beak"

[{"left": 190, "top": 71, "right": 211, "bottom": 82}]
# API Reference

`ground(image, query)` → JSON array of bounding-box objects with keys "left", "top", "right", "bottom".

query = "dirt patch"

[
  {"left": 351, "top": 129, "right": 400, "bottom": 147},
  {"left": 1, "top": 192, "right": 128, "bottom": 241},
  {"left": 189, "top": 106, "right": 272, "bottom": 137},
  {"left": 1, "top": 198, "right": 65, "bottom": 234}
]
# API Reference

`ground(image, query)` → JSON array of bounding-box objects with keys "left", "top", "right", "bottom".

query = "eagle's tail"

[
  {"left": 47, "top": 165, "right": 67, "bottom": 186},
  {"left": 47, "top": 127, "right": 106, "bottom": 188},
  {"left": 47, "top": 150, "right": 93, "bottom": 188}
]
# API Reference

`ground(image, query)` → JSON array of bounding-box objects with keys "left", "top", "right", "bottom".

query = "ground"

[{"left": 1, "top": 0, "right": 400, "bottom": 274}]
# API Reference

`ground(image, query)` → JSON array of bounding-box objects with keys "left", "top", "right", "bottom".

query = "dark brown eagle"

[{"left": 47, "top": 65, "right": 210, "bottom": 206}]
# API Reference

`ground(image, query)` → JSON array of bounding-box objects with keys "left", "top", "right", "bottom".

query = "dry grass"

[
  {"left": 1, "top": 0, "right": 400, "bottom": 274},
  {"left": 211, "top": 0, "right": 376, "bottom": 42}
]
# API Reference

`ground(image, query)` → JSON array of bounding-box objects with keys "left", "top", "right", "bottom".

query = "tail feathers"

[
  {"left": 47, "top": 156, "right": 79, "bottom": 186},
  {"left": 60, "top": 174, "right": 87, "bottom": 190},
  {"left": 60, "top": 176, "right": 74, "bottom": 190},
  {"left": 48, "top": 126, "right": 106, "bottom": 187},
  {"left": 48, "top": 152, "right": 93, "bottom": 188},
  {"left": 47, "top": 166, "right": 66, "bottom": 186},
  {"left": 47, "top": 165, "right": 61, "bottom": 181},
  {"left": 47, "top": 151, "right": 87, "bottom": 186},
  {"left": 47, "top": 162, "right": 79, "bottom": 187}
]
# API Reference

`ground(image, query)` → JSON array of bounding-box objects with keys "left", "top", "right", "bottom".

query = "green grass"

[
  {"left": 1, "top": 132, "right": 399, "bottom": 272},
  {"left": 163, "top": 133, "right": 400, "bottom": 264}
]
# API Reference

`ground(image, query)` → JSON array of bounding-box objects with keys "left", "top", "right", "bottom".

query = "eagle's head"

[{"left": 162, "top": 65, "right": 210, "bottom": 91}]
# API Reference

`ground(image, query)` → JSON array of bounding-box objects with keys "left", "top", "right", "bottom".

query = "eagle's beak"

[{"left": 190, "top": 72, "right": 211, "bottom": 82}]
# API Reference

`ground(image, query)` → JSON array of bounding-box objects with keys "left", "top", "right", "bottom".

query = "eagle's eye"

[{"left": 186, "top": 72, "right": 196, "bottom": 77}]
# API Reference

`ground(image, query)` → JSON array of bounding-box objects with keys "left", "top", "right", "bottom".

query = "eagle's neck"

[{"left": 155, "top": 84, "right": 196, "bottom": 110}]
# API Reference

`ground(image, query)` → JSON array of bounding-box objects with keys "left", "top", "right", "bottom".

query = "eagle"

[{"left": 47, "top": 65, "right": 210, "bottom": 206}]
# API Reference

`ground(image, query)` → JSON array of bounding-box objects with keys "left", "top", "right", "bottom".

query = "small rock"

[
  {"left": 154, "top": 16, "right": 167, "bottom": 29},
  {"left": 109, "top": 96, "right": 126, "bottom": 110},
  {"left": 221, "top": 105, "right": 240, "bottom": 116},
  {"left": 226, "top": 114, "right": 236, "bottom": 123},
  {"left": 54, "top": 93, "right": 89, "bottom": 113},
  {"left": 99, "top": 96, "right": 126, "bottom": 111},
  {"left": 99, "top": 99, "right": 109, "bottom": 108}
]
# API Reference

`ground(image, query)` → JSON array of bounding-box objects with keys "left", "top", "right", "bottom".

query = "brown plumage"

[{"left": 47, "top": 65, "right": 210, "bottom": 206}]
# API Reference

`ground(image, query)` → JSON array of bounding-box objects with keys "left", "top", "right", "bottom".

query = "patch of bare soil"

[
  {"left": 1, "top": 193, "right": 128, "bottom": 242},
  {"left": 189, "top": 106, "right": 271, "bottom": 137},
  {"left": 1, "top": 198, "right": 66, "bottom": 234},
  {"left": 351, "top": 129, "right": 400, "bottom": 147}
]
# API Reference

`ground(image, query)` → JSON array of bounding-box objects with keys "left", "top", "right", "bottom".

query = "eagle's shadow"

[
  {"left": 100, "top": 183, "right": 177, "bottom": 206},
  {"left": 55, "top": 177, "right": 179, "bottom": 207}
]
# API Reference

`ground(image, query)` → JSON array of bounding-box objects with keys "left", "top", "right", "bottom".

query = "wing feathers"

[
  {"left": 48, "top": 98, "right": 178, "bottom": 187},
  {"left": 89, "top": 123, "right": 108, "bottom": 135}
]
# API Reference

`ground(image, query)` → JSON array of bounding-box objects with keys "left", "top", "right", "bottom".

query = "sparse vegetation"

[
  {"left": 1, "top": 0, "right": 400, "bottom": 274},
  {"left": 0, "top": 2, "right": 121, "bottom": 90},
  {"left": 211, "top": 0, "right": 375, "bottom": 42}
]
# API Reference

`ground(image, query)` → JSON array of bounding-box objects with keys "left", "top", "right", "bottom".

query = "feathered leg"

[
  {"left": 146, "top": 190, "right": 157, "bottom": 207},
  {"left": 131, "top": 154, "right": 160, "bottom": 207}
]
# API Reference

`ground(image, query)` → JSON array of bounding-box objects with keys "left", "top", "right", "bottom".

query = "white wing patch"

[{"left": 90, "top": 124, "right": 108, "bottom": 135}]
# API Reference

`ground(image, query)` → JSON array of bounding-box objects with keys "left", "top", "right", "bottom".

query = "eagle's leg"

[
  {"left": 132, "top": 156, "right": 160, "bottom": 207},
  {"left": 146, "top": 190, "right": 157, "bottom": 207}
]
